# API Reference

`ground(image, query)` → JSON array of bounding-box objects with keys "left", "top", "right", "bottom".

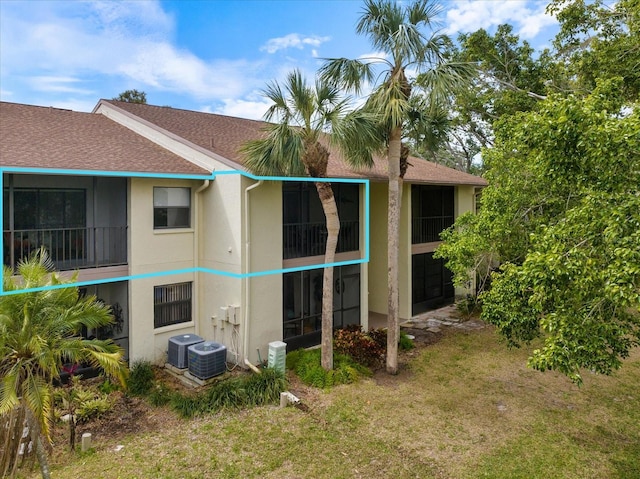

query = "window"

[
  {"left": 154, "top": 282, "right": 192, "bottom": 328},
  {"left": 153, "top": 187, "right": 190, "bottom": 229}
]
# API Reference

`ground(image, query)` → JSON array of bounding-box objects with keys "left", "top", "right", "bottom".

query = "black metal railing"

[
  {"left": 3, "top": 226, "right": 128, "bottom": 271},
  {"left": 283, "top": 220, "right": 359, "bottom": 259},
  {"left": 411, "top": 216, "right": 454, "bottom": 244}
]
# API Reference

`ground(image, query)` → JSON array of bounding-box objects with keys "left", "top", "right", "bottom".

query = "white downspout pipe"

[
  {"left": 194, "top": 179, "right": 211, "bottom": 338},
  {"left": 243, "top": 179, "right": 263, "bottom": 365}
]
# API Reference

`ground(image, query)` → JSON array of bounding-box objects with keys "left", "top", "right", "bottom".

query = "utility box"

[{"left": 268, "top": 341, "right": 287, "bottom": 375}]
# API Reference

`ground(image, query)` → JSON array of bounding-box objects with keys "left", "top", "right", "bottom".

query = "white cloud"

[
  {"left": 28, "top": 76, "right": 95, "bottom": 95},
  {"left": 444, "top": 1, "right": 556, "bottom": 39},
  {"left": 117, "top": 42, "right": 259, "bottom": 99},
  {"left": 210, "top": 96, "right": 272, "bottom": 121},
  {"left": 260, "top": 33, "right": 330, "bottom": 54},
  {"left": 0, "top": 1, "right": 265, "bottom": 104}
]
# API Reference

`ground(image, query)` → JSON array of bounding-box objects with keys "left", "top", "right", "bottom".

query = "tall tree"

[
  {"left": 548, "top": 0, "right": 639, "bottom": 101},
  {"left": 0, "top": 250, "right": 128, "bottom": 478},
  {"left": 433, "top": 24, "right": 558, "bottom": 172},
  {"left": 436, "top": 79, "right": 639, "bottom": 384},
  {"left": 320, "top": 0, "right": 470, "bottom": 373},
  {"left": 241, "top": 70, "right": 378, "bottom": 371},
  {"left": 113, "top": 89, "right": 147, "bottom": 104}
]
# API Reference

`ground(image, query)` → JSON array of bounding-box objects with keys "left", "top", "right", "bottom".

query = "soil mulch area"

[{"left": 54, "top": 325, "right": 459, "bottom": 452}]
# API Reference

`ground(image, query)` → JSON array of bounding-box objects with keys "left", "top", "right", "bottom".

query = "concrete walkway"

[{"left": 368, "top": 303, "right": 485, "bottom": 334}]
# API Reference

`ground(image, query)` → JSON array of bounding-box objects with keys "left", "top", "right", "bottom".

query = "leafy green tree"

[
  {"left": 320, "top": 0, "right": 470, "bottom": 373},
  {"left": 113, "top": 89, "right": 147, "bottom": 104},
  {"left": 433, "top": 24, "right": 559, "bottom": 172},
  {"left": 241, "top": 70, "right": 378, "bottom": 371},
  {"left": 0, "top": 250, "right": 128, "bottom": 478},
  {"left": 436, "top": 79, "right": 640, "bottom": 383},
  {"left": 548, "top": 0, "right": 639, "bottom": 101}
]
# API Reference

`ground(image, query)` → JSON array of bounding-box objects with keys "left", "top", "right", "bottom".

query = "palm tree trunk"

[
  {"left": 315, "top": 181, "right": 339, "bottom": 371},
  {"left": 387, "top": 126, "right": 403, "bottom": 375},
  {"left": 25, "top": 407, "right": 51, "bottom": 479}
]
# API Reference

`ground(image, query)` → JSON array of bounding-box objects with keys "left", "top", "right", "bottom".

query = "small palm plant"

[{"left": 0, "top": 249, "right": 128, "bottom": 479}]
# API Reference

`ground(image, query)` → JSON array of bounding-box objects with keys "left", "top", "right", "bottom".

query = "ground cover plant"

[{"left": 18, "top": 325, "right": 639, "bottom": 479}]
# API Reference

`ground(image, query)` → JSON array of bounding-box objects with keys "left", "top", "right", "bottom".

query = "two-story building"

[{"left": 1, "top": 99, "right": 486, "bottom": 367}]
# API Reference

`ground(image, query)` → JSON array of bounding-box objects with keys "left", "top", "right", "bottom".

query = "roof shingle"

[
  {"left": 104, "top": 100, "right": 487, "bottom": 186},
  {"left": 0, "top": 101, "right": 209, "bottom": 175}
]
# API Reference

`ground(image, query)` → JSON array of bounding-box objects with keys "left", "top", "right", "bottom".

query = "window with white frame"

[
  {"left": 153, "top": 187, "right": 191, "bottom": 229},
  {"left": 153, "top": 282, "right": 192, "bottom": 328}
]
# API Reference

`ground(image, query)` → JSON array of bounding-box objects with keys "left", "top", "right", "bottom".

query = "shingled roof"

[
  {"left": 0, "top": 101, "right": 209, "bottom": 175},
  {"left": 102, "top": 100, "right": 487, "bottom": 186}
]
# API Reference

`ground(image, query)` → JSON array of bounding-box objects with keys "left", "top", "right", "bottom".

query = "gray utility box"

[
  {"left": 188, "top": 341, "right": 227, "bottom": 379},
  {"left": 168, "top": 334, "right": 204, "bottom": 369}
]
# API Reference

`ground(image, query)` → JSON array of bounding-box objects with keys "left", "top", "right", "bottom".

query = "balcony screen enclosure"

[
  {"left": 3, "top": 176, "right": 127, "bottom": 270},
  {"left": 283, "top": 264, "right": 360, "bottom": 350},
  {"left": 283, "top": 182, "right": 359, "bottom": 259},
  {"left": 411, "top": 185, "right": 456, "bottom": 314}
]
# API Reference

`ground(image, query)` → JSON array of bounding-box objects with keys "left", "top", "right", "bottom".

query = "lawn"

[{"left": 22, "top": 325, "right": 640, "bottom": 478}]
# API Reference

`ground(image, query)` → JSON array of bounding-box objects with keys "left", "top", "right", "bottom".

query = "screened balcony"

[
  {"left": 283, "top": 219, "right": 359, "bottom": 259},
  {"left": 3, "top": 226, "right": 127, "bottom": 271},
  {"left": 411, "top": 185, "right": 455, "bottom": 244},
  {"left": 3, "top": 174, "right": 128, "bottom": 272},
  {"left": 283, "top": 182, "right": 360, "bottom": 260}
]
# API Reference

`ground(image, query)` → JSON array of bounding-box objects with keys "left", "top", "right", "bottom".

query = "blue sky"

[{"left": 0, "top": 0, "right": 558, "bottom": 120}]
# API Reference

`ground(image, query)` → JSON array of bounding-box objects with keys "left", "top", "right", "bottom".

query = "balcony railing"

[
  {"left": 412, "top": 216, "right": 454, "bottom": 244},
  {"left": 283, "top": 220, "right": 359, "bottom": 260},
  {"left": 3, "top": 226, "right": 127, "bottom": 271}
]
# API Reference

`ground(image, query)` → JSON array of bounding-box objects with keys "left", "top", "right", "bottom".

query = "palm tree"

[
  {"left": 320, "top": 0, "right": 471, "bottom": 374},
  {"left": 241, "top": 70, "right": 378, "bottom": 371},
  {"left": 0, "top": 249, "right": 128, "bottom": 479}
]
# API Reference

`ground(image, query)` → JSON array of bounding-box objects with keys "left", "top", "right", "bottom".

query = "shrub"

[
  {"left": 287, "top": 348, "right": 370, "bottom": 388},
  {"left": 148, "top": 383, "right": 174, "bottom": 407},
  {"left": 399, "top": 331, "right": 415, "bottom": 351},
  {"left": 456, "top": 294, "right": 482, "bottom": 318},
  {"left": 127, "top": 360, "right": 155, "bottom": 397},
  {"left": 76, "top": 397, "right": 112, "bottom": 422},
  {"left": 98, "top": 378, "right": 121, "bottom": 394},
  {"left": 171, "top": 368, "right": 287, "bottom": 418},
  {"left": 334, "top": 326, "right": 386, "bottom": 367}
]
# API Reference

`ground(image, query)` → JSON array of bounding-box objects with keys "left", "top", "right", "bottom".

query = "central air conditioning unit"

[
  {"left": 188, "top": 341, "right": 227, "bottom": 379},
  {"left": 168, "top": 334, "right": 203, "bottom": 369}
]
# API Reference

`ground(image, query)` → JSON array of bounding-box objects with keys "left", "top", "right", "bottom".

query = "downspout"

[
  {"left": 194, "top": 179, "right": 211, "bottom": 338},
  {"left": 243, "top": 179, "right": 263, "bottom": 365}
]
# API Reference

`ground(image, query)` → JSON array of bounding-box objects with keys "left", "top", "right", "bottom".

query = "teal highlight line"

[
  {"left": 1, "top": 259, "right": 368, "bottom": 295},
  {"left": 1, "top": 166, "right": 370, "bottom": 296}
]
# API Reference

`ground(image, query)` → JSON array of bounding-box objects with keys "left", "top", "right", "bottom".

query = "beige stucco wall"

[
  {"left": 453, "top": 185, "right": 476, "bottom": 298},
  {"left": 367, "top": 181, "right": 412, "bottom": 321},
  {"left": 127, "top": 177, "right": 199, "bottom": 363},
  {"left": 195, "top": 175, "right": 282, "bottom": 366},
  {"left": 365, "top": 182, "right": 387, "bottom": 316},
  {"left": 398, "top": 185, "right": 413, "bottom": 321}
]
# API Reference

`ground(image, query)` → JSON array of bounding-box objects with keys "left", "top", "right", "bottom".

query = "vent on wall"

[{"left": 168, "top": 334, "right": 203, "bottom": 369}]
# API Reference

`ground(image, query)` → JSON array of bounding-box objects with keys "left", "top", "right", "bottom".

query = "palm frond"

[
  {"left": 417, "top": 61, "right": 476, "bottom": 103},
  {"left": 22, "top": 372, "right": 52, "bottom": 441},
  {"left": 0, "top": 371, "right": 20, "bottom": 416},
  {"left": 330, "top": 109, "right": 383, "bottom": 168},
  {"left": 318, "top": 58, "right": 375, "bottom": 94}
]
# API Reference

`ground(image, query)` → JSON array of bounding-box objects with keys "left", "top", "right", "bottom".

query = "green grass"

[{"left": 23, "top": 326, "right": 640, "bottom": 479}]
